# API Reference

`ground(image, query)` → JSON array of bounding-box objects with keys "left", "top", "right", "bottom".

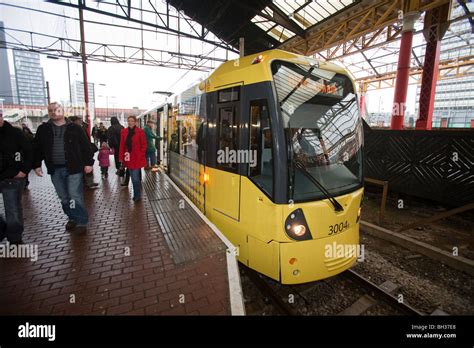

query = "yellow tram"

[{"left": 142, "top": 49, "right": 364, "bottom": 284}]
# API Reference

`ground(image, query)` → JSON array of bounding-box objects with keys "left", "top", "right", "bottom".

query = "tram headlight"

[
  {"left": 293, "top": 224, "right": 306, "bottom": 236},
  {"left": 284, "top": 208, "right": 312, "bottom": 241}
]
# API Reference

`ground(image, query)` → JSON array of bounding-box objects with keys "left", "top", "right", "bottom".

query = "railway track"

[
  {"left": 341, "top": 269, "right": 423, "bottom": 315},
  {"left": 241, "top": 265, "right": 424, "bottom": 316},
  {"left": 360, "top": 221, "right": 474, "bottom": 276},
  {"left": 240, "top": 265, "right": 295, "bottom": 315}
]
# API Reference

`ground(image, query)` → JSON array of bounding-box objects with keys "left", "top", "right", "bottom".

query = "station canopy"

[
  {"left": 170, "top": 0, "right": 473, "bottom": 90},
  {"left": 168, "top": 0, "right": 356, "bottom": 53},
  {"left": 2, "top": 0, "right": 472, "bottom": 90}
]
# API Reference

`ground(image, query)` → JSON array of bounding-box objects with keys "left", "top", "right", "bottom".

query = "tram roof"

[{"left": 202, "top": 49, "right": 350, "bottom": 93}]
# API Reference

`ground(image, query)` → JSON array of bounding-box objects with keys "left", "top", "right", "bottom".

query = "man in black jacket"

[
  {"left": 33, "top": 102, "right": 94, "bottom": 234},
  {"left": 107, "top": 116, "right": 124, "bottom": 175},
  {"left": 0, "top": 112, "right": 33, "bottom": 244}
]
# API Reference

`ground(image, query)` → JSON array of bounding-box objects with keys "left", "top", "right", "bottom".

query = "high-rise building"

[
  {"left": 13, "top": 50, "right": 47, "bottom": 106},
  {"left": 71, "top": 81, "right": 95, "bottom": 107},
  {"left": 415, "top": 6, "right": 474, "bottom": 128},
  {"left": 0, "top": 21, "right": 14, "bottom": 104},
  {"left": 10, "top": 75, "right": 18, "bottom": 104}
]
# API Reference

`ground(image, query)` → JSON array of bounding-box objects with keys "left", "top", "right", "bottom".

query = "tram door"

[
  {"left": 160, "top": 105, "right": 168, "bottom": 168},
  {"left": 211, "top": 87, "right": 241, "bottom": 221}
]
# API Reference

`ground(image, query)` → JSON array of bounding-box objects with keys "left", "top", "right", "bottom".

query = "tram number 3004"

[{"left": 328, "top": 221, "right": 350, "bottom": 236}]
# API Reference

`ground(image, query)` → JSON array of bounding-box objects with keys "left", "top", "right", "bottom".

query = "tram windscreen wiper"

[{"left": 293, "top": 159, "right": 344, "bottom": 212}]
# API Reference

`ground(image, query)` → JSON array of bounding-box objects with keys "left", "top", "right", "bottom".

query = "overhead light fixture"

[{"left": 153, "top": 91, "right": 173, "bottom": 96}]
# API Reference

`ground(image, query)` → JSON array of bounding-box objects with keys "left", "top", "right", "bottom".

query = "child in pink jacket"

[{"left": 98, "top": 142, "right": 112, "bottom": 178}]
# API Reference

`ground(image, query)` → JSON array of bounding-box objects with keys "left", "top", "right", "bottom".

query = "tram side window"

[
  {"left": 169, "top": 119, "right": 180, "bottom": 154},
  {"left": 217, "top": 107, "right": 237, "bottom": 171},
  {"left": 249, "top": 100, "right": 273, "bottom": 197}
]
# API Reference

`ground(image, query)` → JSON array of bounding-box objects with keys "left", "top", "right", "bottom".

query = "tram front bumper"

[{"left": 279, "top": 224, "right": 360, "bottom": 284}]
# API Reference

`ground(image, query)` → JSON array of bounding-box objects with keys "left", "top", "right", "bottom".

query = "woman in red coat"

[{"left": 119, "top": 116, "right": 147, "bottom": 201}]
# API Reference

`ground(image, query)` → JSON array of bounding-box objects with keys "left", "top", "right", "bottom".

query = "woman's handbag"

[{"left": 90, "top": 142, "right": 99, "bottom": 153}]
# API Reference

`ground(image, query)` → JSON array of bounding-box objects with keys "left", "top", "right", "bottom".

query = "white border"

[{"left": 163, "top": 173, "right": 246, "bottom": 316}]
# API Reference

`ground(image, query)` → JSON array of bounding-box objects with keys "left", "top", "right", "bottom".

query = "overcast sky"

[{"left": 0, "top": 0, "right": 237, "bottom": 110}]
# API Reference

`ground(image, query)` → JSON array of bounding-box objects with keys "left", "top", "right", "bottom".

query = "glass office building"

[
  {"left": 13, "top": 50, "right": 47, "bottom": 106},
  {"left": 415, "top": 8, "right": 474, "bottom": 128}
]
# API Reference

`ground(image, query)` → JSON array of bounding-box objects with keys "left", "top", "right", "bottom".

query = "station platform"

[{"left": 0, "top": 162, "right": 244, "bottom": 316}]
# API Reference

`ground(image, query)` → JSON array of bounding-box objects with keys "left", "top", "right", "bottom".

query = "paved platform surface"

[{"left": 0, "top": 160, "right": 235, "bottom": 315}]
